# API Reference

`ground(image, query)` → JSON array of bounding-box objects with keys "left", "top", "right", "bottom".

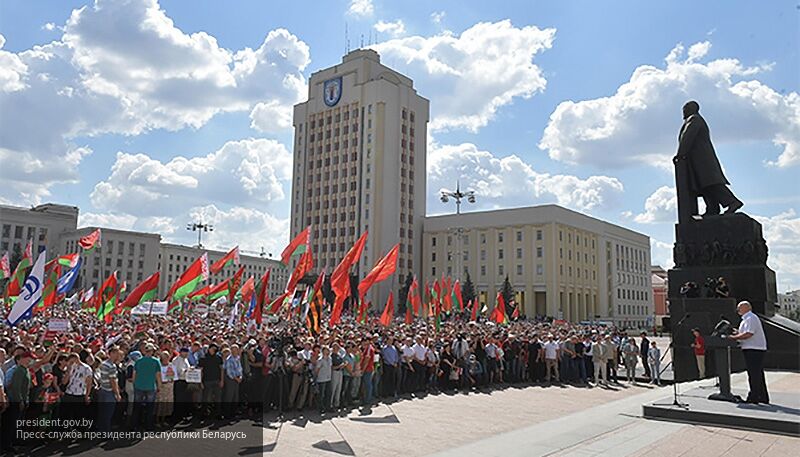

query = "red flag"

[
  {"left": 210, "top": 246, "right": 240, "bottom": 274},
  {"left": 357, "top": 244, "right": 399, "bottom": 299},
  {"left": 405, "top": 304, "right": 413, "bottom": 324},
  {"left": 79, "top": 229, "right": 102, "bottom": 250},
  {"left": 443, "top": 277, "right": 453, "bottom": 312},
  {"left": 511, "top": 303, "right": 520, "bottom": 319},
  {"left": 410, "top": 276, "right": 421, "bottom": 316},
  {"left": 491, "top": 292, "right": 507, "bottom": 324},
  {"left": 471, "top": 298, "right": 480, "bottom": 322},
  {"left": 454, "top": 279, "right": 463, "bottom": 311},
  {"left": 228, "top": 266, "right": 245, "bottom": 302},
  {"left": 379, "top": 292, "right": 394, "bottom": 327},
  {"left": 269, "top": 290, "right": 291, "bottom": 314},
  {"left": 254, "top": 269, "right": 271, "bottom": 324},
  {"left": 286, "top": 249, "right": 313, "bottom": 293},
  {"left": 329, "top": 231, "right": 368, "bottom": 327},
  {"left": 281, "top": 226, "right": 310, "bottom": 265},
  {"left": 240, "top": 276, "right": 256, "bottom": 303}
]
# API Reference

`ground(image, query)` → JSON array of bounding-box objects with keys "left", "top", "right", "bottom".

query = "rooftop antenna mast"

[{"left": 345, "top": 23, "right": 350, "bottom": 53}]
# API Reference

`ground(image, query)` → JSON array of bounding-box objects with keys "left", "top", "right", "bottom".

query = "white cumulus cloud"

[
  {"left": 634, "top": 186, "right": 677, "bottom": 224},
  {"left": 90, "top": 138, "right": 291, "bottom": 216},
  {"left": 347, "top": 0, "right": 373, "bottom": 17},
  {"left": 539, "top": 41, "right": 800, "bottom": 169},
  {"left": 427, "top": 140, "right": 624, "bottom": 213},
  {"left": 374, "top": 20, "right": 405, "bottom": 37},
  {"left": 373, "top": 20, "right": 555, "bottom": 132},
  {"left": 0, "top": 0, "right": 309, "bottom": 204}
]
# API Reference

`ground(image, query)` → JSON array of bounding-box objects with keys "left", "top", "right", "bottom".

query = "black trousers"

[
  {"left": 701, "top": 184, "right": 739, "bottom": 214},
  {"left": 742, "top": 349, "right": 770, "bottom": 403}
]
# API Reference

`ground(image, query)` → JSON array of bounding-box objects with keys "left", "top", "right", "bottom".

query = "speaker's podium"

[{"left": 705, "top": 335, "right": 742, "bottom": 403}]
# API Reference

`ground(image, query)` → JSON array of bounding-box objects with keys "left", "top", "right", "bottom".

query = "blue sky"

[{"left": 0, "top": 0, "right": 798, "bottom": 290}]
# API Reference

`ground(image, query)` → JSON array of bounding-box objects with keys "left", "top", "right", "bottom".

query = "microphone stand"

[{"left": 654, "top": 301, "right": 691, "bottom": 409}]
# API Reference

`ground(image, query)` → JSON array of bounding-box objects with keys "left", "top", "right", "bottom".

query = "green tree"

[
  {"left": 461, "top": 271, "right": 476, "bottom": 307},
  {"left": 501, "top": 274, "right": 514, "bottom": 314}
]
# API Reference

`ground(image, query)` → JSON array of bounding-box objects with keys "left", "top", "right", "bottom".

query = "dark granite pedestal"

[{"left": 667, "top": 213, "right": 798, "bottom": 382}]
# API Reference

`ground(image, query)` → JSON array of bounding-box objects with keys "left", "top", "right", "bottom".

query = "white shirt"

[
  {"left": 172, "top": 356, "right": 190, "bottom": 381},
  {"left": 544, "top": 341, "right": 559, "bottom": 360},
  {"left": 412, "top": 343, "right": 427, "bottom": 362},
  {"left": 738, "top": 311, "right": 767, "bottom": 350},
  {"left": 66, "top": 362, "right": 93, "bottom": 396},
  {"left": 401, "top": 345, "right": 414, "bottom": 361}
]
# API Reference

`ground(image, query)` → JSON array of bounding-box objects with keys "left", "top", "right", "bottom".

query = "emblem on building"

[{"left": 323, "top": 77, "right": 342, "bottom": 107}]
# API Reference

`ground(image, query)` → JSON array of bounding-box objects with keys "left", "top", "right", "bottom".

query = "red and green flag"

[
  {"left": 1, "top": 251, "right": 11, "bottom": 280},
  {"left": 453, "top": 279, "right": 463, "bottom": 312},
  {"left": 330, "top": 231, "right": 368, "bottom": 327},
  {"left": 38, "top": 259, "right": 62, "bottom": 311},
  {"left": 187, "top": 285, "right": 210, "bottom": 303},
  {"left": 97, "top": 271, "right": 120, "bottom": 323},
  {"left": 208, "top": 280, "right": 230, "bottom": 302},
  {"left": 228, "top": 266, "right": 245, "bottom": 302},
  {"left": 253, "top": 269, "right": 271, "bottom": 325},
  {"left": 471, "top": 298, "right": 480, "bottom": 322},
  {"left": 166, "top": 253, "right": 209, "bottom": 302},
  {"left": 6, "top": 239, "right": 33, "bottom": 297},
  {"left": 210, "top": 246, "right": 240, "bottom": 275},
  {"left": 79, "top": 228, "right": 102, "bottom": 252},
  {"left": 280, "top": 226, "right": 310, "bottom": 265},
  {"left": 490, "top": 292, "right": 508, "bottom": 324},
  {"left": 57, "top": 253, "right": 80, "bottom": 268},
  {"left": 119, "top": 272, "right": 160, "bottom": 311},
  {"left": 286, "top": 249, "right": 313, "bottom": 294}
]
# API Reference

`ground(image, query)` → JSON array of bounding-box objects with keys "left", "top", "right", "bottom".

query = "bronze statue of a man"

[{"left": 673, "top": 101, "right": 743, "bottom": 223}]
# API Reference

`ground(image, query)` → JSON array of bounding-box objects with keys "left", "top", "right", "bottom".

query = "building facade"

[
  {"left": 1, "top": 203, "right": 78, "bottom": 258},
  {"left": 423, "top": 205, "right": 653, "bottom": 328},
  {"left": 159, "top": 244, "right": 288, "bottom": 302},
  {"left": 778, "top": 290, "right": 799, "bottom": 316},
  {"left": 290, "top": 49, "right": 429, "bottom": 306},
  {"left": 60, "top": 227, "right": 162, "bottom": 292},
  {"left": 651, "top": 266, "right": 668, "bottom": 328}
]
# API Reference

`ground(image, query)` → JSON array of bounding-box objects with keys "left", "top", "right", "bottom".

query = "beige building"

[
  {"left": 290, "top": 49, "right": 429, "bottom": 306},
  {"left": 423, "top": 205, "right": 653, "bottom": 328},
  {"left": 1, "top": 203, "right": 78, "bottom": 259},
  {"left": 159, "top": 244, "right": 288, "bottom": 301},
  {"left": 60, "top": 227, "right": 161, "bottom": 291}
]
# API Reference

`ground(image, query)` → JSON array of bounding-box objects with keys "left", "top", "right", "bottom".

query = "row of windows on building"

[
  {"left": 432, "top": 229, "right": 546, "bottom": 247},
  {"left": 65, "top": 239, "right": 148, "bottom": 257},
  {"left": 617, "top": 288, "right": 650, "bottom": 302},
  {"left": 559, "top": 230, "right": 597, "bottom": 250},
  {"left": 618, "top": 304, "right": 650, "bottom": 316},
  {"left": 1, "top": 224, "right": 48, "bottom": 242},
  {"left": 618, "top": 272, "right": 649, "bottom": 287},
  {"left": 432, "top": 263, "right": 546, "bottom": 278}
]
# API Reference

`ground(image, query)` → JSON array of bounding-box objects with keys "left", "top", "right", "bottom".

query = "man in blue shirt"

[
  {"left": 222, "top": 345, "right": 243, "bottom": 418},
  {"left": 381, "top": 336, "right": 400, "bottom": 397}
]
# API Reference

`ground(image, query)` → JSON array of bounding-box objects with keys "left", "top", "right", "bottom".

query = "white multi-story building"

[
  {"left": 60, "top": 227, "right": 161, "bottom": 291},
  {"left": 159, "top": 244, "right": 288, "bottom": 301},
  {"left": 1, "top": 203, "right": 78, "bottom": 258},
  {"left": 779, "top": 290, "right": 799, "bottom": 315},
  {"left": 424, "top": 205, "right": 653, "bottom": 327},
  {"left": 290, "top": 49, "right": 429, "bottom": 306}
]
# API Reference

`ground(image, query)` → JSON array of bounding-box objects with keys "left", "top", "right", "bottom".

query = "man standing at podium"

[{"left": 730, "top": 301, "right": 770, "bottom": 404}]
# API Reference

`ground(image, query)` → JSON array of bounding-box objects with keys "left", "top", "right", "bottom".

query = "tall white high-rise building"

[{"left": 290, "top": 49, "right": 429, "bottom": 306}]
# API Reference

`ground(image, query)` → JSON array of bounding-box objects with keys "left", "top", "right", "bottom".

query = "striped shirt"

[{"left": 97, "top": 360, "right": 117, "bottom": 392}]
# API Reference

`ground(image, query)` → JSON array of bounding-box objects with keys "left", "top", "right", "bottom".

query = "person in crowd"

[
  {"left": 543, "top": 334, "right": 560, "bottom": 383},
  {"left": 199, "top": 343, "right": 223, "bottom": 419},
  {"left": 172, "top": 347, "right": 191, "bottom": 421},
  {"left": 96, "top": 346, "right": 123, "bottom": 433},
  {"left": 622, "top": 336, "right": 639, "bottom": 384},
  {"left": 648, "top": 340, "right": 661, "bottom": 386},
  {"left": 131, "top": 344, "right": 161, "bottom": 431},
  {"left": 592, "top": 335, "right": 608, "bottom": 387},
  {"left": 156, "top": 350, "right": 175, "bottom": 426},
  {"left": 2, "top": 351, "right": 32, "bottom": 453},
  {"left": 639, "top": 332, "right": 651, "bottom": 381},
  {"left": 381, "top": 336, "right": 399, "bottom": 397},
  {"left": 690, "top": 328, "right": 706, "bottom": 379},
  {"left": 361, "top": 337, "right": 376, "bottom": 405},
  {"left": 64, "top": 352, "right": 93, "bottom": 422},
  {"left": 315, "top": 346, "right": 332, "bottom": 413},
  {"left": 222, "top": 344, "right": 243, "bottom": 419}
]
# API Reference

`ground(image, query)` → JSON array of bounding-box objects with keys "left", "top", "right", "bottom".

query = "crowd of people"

[{"left": 0, "top": 306, "right": 663, "bottom": 453}]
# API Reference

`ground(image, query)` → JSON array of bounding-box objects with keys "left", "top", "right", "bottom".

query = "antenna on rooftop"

[{"left": 345, "top": 23, "right": 350, "bottom": 54}]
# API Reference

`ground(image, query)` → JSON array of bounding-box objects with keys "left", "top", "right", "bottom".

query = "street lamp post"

[
  {"left": 440, "top": 182, "right": 476, "bottom": 281},
  {"left": 186, "top": 222, "right": 214, "bottom": 249}
]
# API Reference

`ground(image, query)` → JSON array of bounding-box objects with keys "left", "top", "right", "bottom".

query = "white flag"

[
  {"left": 66, "top": 292, "right": 79, "bottom": 306},
  {"left": 7, "top": 249, "right": 46, "bottom": 326},
  {"left": 228, "top": 301, "right": 239, "bottom": 327}
]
